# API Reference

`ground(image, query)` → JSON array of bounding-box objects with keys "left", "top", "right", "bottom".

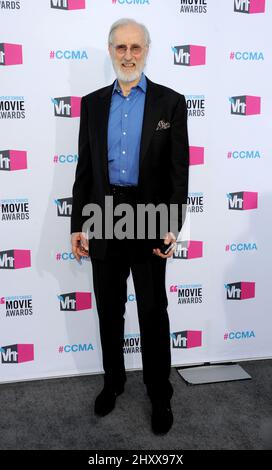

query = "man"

[{"left": 71, "top": 18, "right": 189, "bottom": 435}]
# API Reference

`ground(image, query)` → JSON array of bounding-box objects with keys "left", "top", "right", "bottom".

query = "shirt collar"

[{"left": 112, "top": 73, "right": 147, "bottom": 95}]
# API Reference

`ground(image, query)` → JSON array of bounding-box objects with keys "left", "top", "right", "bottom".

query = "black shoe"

[
  {"left": 151, "top": 398, "right": 173, "bottom": 435},
  {"left": 94, "top": 385, "right": 124, "bottom": 417}
]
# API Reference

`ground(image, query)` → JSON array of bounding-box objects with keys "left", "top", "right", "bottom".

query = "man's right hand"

[{"left": 71, "top": 232, "right": 89, "bottom": 261}]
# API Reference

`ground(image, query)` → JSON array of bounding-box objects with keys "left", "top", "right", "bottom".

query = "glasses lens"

[
  {"left": 114, "top": 45, "right": 143, "bottom": 55},
  {"left": 131, "top": 46, "right": 142, "bottom": 55}
]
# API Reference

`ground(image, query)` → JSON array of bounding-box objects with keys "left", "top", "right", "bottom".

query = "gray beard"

[{"left": 112, "top": 61, "right": 145, "bottom": 83}]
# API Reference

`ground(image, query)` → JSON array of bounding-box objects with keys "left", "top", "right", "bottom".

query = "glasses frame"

[{"left": 110, "top": 43, "right": 148, "bottom": 56}]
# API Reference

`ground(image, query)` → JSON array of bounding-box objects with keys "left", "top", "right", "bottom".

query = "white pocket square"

[{"left": 156, "top": 120, "right": 171, "bottom": 131}]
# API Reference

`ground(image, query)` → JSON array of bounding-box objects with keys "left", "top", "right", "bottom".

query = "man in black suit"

[{"left": 71, "top": 18, "right": 189, "bottom": 435}]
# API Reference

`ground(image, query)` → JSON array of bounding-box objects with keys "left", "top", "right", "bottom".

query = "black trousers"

[{"left": 91, "top": 189, "right": 173, "bottom": 402}]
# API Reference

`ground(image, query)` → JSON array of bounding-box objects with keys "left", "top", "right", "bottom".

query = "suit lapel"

[
  {"left": 97, "top": 82, "right": 115, "bottom": 189},
  {"left": 139, "top": 77, "right": 164, "bottom": 169}
]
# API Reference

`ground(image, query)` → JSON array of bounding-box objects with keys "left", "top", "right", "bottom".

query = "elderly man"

[{"left": 71, "top": 18, "right": 189, "bottom": 435}]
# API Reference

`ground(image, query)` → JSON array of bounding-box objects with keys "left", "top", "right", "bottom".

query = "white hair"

[{"left": 108, "top": 18, "right": 151, "bottom": 46}]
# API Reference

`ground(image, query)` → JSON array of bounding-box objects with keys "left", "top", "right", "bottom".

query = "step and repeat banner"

[{"left": 1, "top": 0, "right": 271, "bottom": 383}]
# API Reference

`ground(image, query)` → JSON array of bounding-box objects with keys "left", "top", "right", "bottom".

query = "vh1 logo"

[
  {"left": 227, "top": 191, "right": 258, "bottom": 210},
  {"left": 0, "top": 344, "right": 34, "bottom": 363},
  {"left": 230, "top": 95, "right": 261, "bottom": 115},
  {"left": 0, "top": 249, "right": 31, "bottom": 269},
  {"left": 234, "top": 0, "right": 265, "bottom": 13},
  {"left": 55, "top": 197, "right": 72, "bottom": 217},
  {"left": 50, "top": 0, "right": 85, "bottom": 10},
  {"left": 189, "top": 146, "right": 204, "bottom": 165},
  {"left": 0, "top": 150, "right": 27, "bottom": 171},
  {"left": 172, "top": 45, "right": 206, "bottom": 66},
  {"left": 173, "top": 241, "right": 203, "bottom": 259},
  {"left": 58, "top": 292, "right": 92, "bottom": 311},
  {"left": 225, "top": 282, "right": 255, "bottom": 300},
  {"left": 0, "top": 43, "right": 23, "bottom": 66},
  {"left": 171, "top": 330, "right": 202, "bottom": 349},
  {"left": 52, "top": 97, "right": 81, "bottom": 117}
]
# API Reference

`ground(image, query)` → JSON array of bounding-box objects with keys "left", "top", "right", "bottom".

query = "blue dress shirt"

[{"left": 107, "top": 72, "right": 147, "bottom": 186}]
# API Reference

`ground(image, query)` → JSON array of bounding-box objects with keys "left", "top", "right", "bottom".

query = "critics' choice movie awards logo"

[
  {"left": 230, "top": 95, "right": 261, "bottom": 115},
  {"left": 225, "top": 282, "right": 255, "bottom": 300},
  {"left": 186, "top": 96, "right": 205, "bottom": 117},
  {"left": 58, "top": 292, "right": 92, "bottom": 311},
  {"left": 52, "top": 97, "right": 81, "bottom": 117},
  {"left": 58, "top": 343, "right": 94, "bottom": 353},
  {"left": 171, "top": 331, "right": 202, "bottom": 349},
  {"left": 172, "top": 45, "right": 206, "bottom": 66},
  {"left": 111, "top": 0, "right": 150, "bottom": 5},
  {"left": 187, "top": 193, "right": 204, "bottom": 213},
  {"left": 230, "top": 51, "right": 264, "bottom": 61},
  {"left": 227, "top": 149, "right": 261, "bottom": 160},
  {"left": 53, "top": 153, "right": 78, "bottom": 164},
  {"left": 170, "top": 284, "right": 203, "bottom": 304},
  {"left": 55, "top": 251, "right": 89, "bottom": 262},
  {"left": 0, "top": 344, "right": 34, "bottom": 363},
  {"left": 0, "top": 43, "right": 22, "bottom": 66},
  {"left": 0, "top": 198, "right": 29, "bottom": 221},
  {"left": 180, "top": 0, "right": 207, "bottom": 13},
  {"left": 189, "top": 146, "right": 204, "bottom": 165},
  {"left": 227, "top": 191, "right": 258, "bottom": 210},
  {"left": 224, "top": 331, "right": 255, "bottom": 341},
  {"left": 49, "top": 50, "right": 88, "bottom": 60},
  {"left": 234, "top": 0, "right": 265, "bottom": 14},
  {"left": 173, "top": 241, "right": 203, "bottom": 259},
  {"left": 226, "top": 242, "right": 257, "bottom": 252},
  {"left": 123, "top": 334, "right": 141, "bottom": 354},
  {"left": 0, "top": 150, "right": 27, "bottom": 171},
  {"left": 50, "top": 0, "right": 85, "bottom": 10},
  {"left": 0, "top": 1, "right": 21, "bottom": 9},
  {"left": 0, "top": 97, "right": 25, "bottom": 119},
  {"left": 0, "top": 295, "right": 33, "bottom": 317},
  {"left": 0, "top": 250, "right": 31, "bottom": 269},
  {"left": 55, "top": 197, "right": 72, "bottom": 216}
]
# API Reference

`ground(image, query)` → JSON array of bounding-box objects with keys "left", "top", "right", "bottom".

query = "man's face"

[{"left": 109, "top": 24, "right": 148, "bottom": 83}]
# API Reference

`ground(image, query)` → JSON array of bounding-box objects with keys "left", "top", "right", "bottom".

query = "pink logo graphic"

[
  {"left": 189, "top": 146, "right": 204, "bottom": 165},
  {"left": 173, "top": 241, "right": 203, "bottom": 259},
  {"left": 0, "top": 344, "right": 34, "bottom": 363},
  {"left": 0, "top": 150, "right": 27, "bottom": 171},
  {"left": 230, "top": 95, "right": 261, "bottom": 115},
  {"left": 173, "top": 45, "right": 206, "bottom": 66},
  {"left": 226, "top": 282, "right": 255, "bottom": 300},
  {"left": 228, "top": 191, "right": 258, "bottom": 210},
  {"left": 58, "top": 292, "right": 92, "bottom": 311},
  {"left": 52, "top": 96, "right": 81, "bottom": 117},
  {"left": 171, "top": 330, "right": 202, "bottom": 348},
  {"left": 170, "top": 285, "right": 178, "bottom": 292},
  {"left": 50, "top": 0, "right": 85, "bottom": 10},
  {"left": 0, "top": 43, "right": 23, "bottom": 66},
  {"left": 0, "top": 250, "right": 31, "bottom": 269},
  {"left": 234, "top": 0, "right": 265, "bottom": 14}
]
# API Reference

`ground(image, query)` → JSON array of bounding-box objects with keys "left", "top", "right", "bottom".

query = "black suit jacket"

[{"left": 71, "top": 76, "right": 189, "bottom": 260}]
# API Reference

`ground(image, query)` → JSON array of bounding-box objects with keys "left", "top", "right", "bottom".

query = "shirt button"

[
  {"left": 126, "top": 98, "right": 130, "bottom": 101},
  {"left": 124, "top": 114, "right": 128, "bottom": 118},
  {"left": 122, "top": 170, "right": 126, "bottom": 174},
  {"left": 122, "top": 150, "right": 126, "bottom": 154},
  {"left": 123, "top": 131, "right": 126, "bottom": 135}
]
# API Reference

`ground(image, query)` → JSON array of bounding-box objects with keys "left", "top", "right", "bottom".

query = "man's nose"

[{"left": 124, "top": 48, "right": 133, "bottom": 61}]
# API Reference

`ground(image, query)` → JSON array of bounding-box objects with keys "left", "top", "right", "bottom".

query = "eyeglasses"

[{"left": 110, "top": 43, "right": 146, "bottom": 56}]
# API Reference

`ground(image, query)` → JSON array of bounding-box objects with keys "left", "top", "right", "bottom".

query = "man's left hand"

[{"left": 153, "top": 232, "right": 176, "bottom": 258}]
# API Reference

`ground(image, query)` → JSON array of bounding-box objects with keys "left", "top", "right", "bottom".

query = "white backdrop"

[{"left": 1, "top": 0, "right": 271, "bottom": 384}]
